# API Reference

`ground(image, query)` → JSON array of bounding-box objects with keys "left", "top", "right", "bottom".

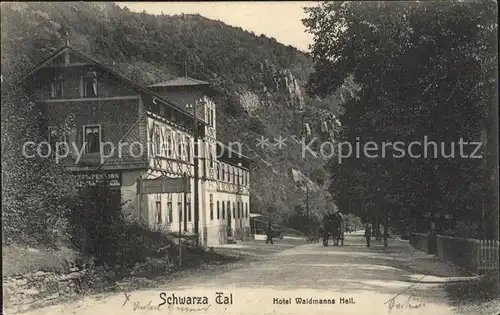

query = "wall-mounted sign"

[
  {"left": 137, "top": 177, "right": 190, "bottom": 194},
  {"left": 74, "top": 171, "right": 122, "bottom": 188}
]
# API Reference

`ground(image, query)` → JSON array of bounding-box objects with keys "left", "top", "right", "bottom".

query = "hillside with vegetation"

[{"left": 1, "top": 2, "right": 349, "bottom": 231}]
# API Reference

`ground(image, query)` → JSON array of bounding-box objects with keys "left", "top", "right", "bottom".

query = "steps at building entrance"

[{"left": 227, "top": 237, "right": 238, "bottom": 244}]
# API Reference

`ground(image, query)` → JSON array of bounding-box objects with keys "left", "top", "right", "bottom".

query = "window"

[
  {"left": 233, "top": 168, "right": 236, "bottom": 184},
  {"left": 82, "top": 71, "right": 97, "bottom": 97},
  {"left": 227, "top": 201, "right": 231, "bottom": 219},
  {"left": 211, "top": 109, "right": 215, "bottom": 127},
  {"left": 156, "top": 194, "right": 162, "bottom": 223},
  {"left": 217, "top": 201, "right": 220, "bottom": 220},
  {"left": 222, "top": 164, "right": 225, "bottom": 181},
  {"left": 185, "top": 136, "right": 191, "bottom": 162},
  {"left": 210, "top": 194, "right": 214, "bottom": 220},
  {"left": 83, "top": 125, "right": 101, "bottom": 154},
  {"left": 166, "top": 131, "right": 172, "bottom": 157},
  {"left": 48, "top": 126, "right": 67, "bottom": 155},
  {"left": 187, "top": 194, "right": 192, "bottom": 222},
  {"left": 177, "top": 133, "right": 183, "bottom": 160},
  {"left": 227, "top": 166, "right": 231, "bottom": 182},
  {"left": 216, "top": 163, "right": 220, "bottom": 180},
  {"left": 178, "top": 199, "right": 183, "bottom": 222},
  {"left": 154, "top": 126, "right": 161, "bottom": 156},
  {"left": 245, "top": 203, "right": 248, "bottom": 218},
  {"left": 222, "top": 202, "right": 225, "bottom": 219},
  {"left": 233, "top": 202, "right": 235, "bottom": 218},
  {"left": 51, "top": 73, "right": 64, "bottom": 98},
  {"left": 238, "top": 202, "right": 241, "bottom": 219},
  {"left": 210, "top": 152, "right": 214, "bottom": 168},
  {"left": 156, "top": 201, "right": 162, "bottom": 224},
  {"left": 167, "top": 194, "right": 173, "bottom": 223}
]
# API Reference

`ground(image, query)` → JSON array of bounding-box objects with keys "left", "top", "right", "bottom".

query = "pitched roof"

[
  {"left": 16, "top": 46, "right": 206, "bottom": 124},
  {"left": 147, "top": 77, "right": 210, "bottom": 88}
]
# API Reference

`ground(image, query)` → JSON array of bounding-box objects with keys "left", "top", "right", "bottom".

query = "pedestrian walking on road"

[
  {"left": 364, "top": 224, "right": 371, "bottom": 247},
  {"left": 266, "top": 224, "right": 274, "bottom": 244}
]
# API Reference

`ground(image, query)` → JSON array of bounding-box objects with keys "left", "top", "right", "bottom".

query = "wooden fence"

[
  {"left": 411, "top": 233, "right": 499, "bottom": 275},
  {"left": 436, "top": 235, "right": 480, "bottom": 273},
  {"left": 477, "top": 239, "right": 500, "bottom": 274},
  {"left": 410, "top": 232, "right": 428, "bottom": 253}
]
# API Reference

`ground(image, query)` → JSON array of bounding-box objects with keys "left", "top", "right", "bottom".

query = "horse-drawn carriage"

[{"left": 321, "top": 212, "right": 345, "bottom": 246}]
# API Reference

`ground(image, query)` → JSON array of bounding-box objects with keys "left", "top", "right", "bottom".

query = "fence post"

[{"left": 477, "top": 240, "right": 481, "bottom": 275}]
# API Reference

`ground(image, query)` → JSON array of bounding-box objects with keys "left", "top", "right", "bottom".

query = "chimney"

[{"left": 65, "top": 31, "right": 70, "bottom": 46}]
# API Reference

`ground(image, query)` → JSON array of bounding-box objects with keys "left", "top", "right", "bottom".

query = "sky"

[{"left": 116, "top": 2, "right": 319, "bottom": 52}]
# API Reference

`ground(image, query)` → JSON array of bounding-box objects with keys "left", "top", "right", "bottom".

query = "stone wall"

[{"left": 2, "top": 266, "right": 114, "bottom": 313}]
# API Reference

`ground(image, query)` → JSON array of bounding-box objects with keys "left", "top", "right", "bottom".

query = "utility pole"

[
  {"left": 183, "top": 172, "right": 188, "bottom": 232},
  {"left": 306, "top": 184, "right": 309, "bottom": 237},
  {"left": 186, "top": 99, "right": 200, "bottom": 246},
  {"left": 178, "top": 196, "right": 182, "bottom": 267}
]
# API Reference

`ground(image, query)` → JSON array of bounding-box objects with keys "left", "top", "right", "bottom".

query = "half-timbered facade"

[{"left": 18, "top": 44, "right": 251, "bottom": 246}]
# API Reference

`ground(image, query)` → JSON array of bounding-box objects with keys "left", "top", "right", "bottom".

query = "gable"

[
  {"left": 17, "top": 46, "right": 206, "bottom": 126},
  {"left": 43, "top": 50, "right": 92, "bottom": 68}
]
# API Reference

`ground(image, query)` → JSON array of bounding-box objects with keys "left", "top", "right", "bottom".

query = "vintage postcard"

[{"left": 1, "top": 1, "right": 499, "bottom": 315}]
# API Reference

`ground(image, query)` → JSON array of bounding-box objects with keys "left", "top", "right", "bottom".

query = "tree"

[
  {"left": 1, "top": 83, "right": 78, "bottom": 247},
  {"left": 68, "top": 184, "right": 124, "bottom": 265},
  {"left": 303, "top": 1, "right": 498, "bottom": 239}
]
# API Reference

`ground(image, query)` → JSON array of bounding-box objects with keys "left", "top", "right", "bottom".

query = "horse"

[{"left": 322, "top": 213, "right": 344, "bottom": 247}]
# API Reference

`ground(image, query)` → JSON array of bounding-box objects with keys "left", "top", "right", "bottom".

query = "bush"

[
  {"left": 445, "top": 269, "right": 499, "bottom": 304},
  {"left": 115, "top": 222, "right": 174, "bottom": 266},
  {"left": 68, "top": 183, "right": 125, "bottom": 265},
  {"left": 67, "top": 182, "right": 192, "bottom": 268}
]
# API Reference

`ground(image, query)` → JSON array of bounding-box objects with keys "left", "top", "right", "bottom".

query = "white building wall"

[{"left": 128, "top": 103, "right": 251, "bottom": 247}]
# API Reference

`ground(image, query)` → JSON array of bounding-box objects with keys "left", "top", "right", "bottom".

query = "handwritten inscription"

[
  {"left": 385, "top": 296, "right": 426, "bottom": 312},
  {"left": 176, "top": 305, "right": 212, "bottom": 313},
  {"left": 384, "top": 274, "right": 427, "bottom": 313},
  {"left": 122, "top": 292, "right": 162, "bottom": 312}
]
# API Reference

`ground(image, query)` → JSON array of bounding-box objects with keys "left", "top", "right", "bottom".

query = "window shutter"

[{"left": 80, "top": 76, "right": 84, "bottom": 97}]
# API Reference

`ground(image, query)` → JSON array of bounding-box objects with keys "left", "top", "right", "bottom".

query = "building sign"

[
  {"left": 138, "top": 177, "right": 190, "bottom": 194},
  {"left": 74, "top": 171, "right": 122, "bottom": 188}
]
